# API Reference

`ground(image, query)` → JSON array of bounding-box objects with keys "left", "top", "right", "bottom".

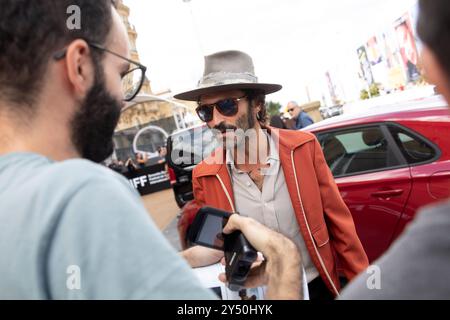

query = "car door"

[
  {"left": 316, "top": 124, "right": 412, "bottom": 262},
  {"left": 387, "top": 123, "right": 449, "bottom": 241}
]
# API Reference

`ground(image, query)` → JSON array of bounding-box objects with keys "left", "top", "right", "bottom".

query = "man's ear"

[
  {"left": 422, "top": 46, "right": 450, "bottom": 100},
  {"left": 64, "top": 39, "right": 96, "bottom": 99}
]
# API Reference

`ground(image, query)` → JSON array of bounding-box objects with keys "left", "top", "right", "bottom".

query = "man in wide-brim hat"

[{"left": 175, "top": 50, "right": 369, "bottom": 300}]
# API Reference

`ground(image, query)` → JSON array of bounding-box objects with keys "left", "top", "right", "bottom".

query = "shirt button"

[{"left": 247, "top": 182, "right": 252, "bottom": 187}]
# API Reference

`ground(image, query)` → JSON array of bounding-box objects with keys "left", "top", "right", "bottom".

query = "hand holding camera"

[
  {"left": 187, "top": 207, "right": 258, "bottom": 291},
  {"left": 187, "top": 206, "right": 303, "bottom": 298}
]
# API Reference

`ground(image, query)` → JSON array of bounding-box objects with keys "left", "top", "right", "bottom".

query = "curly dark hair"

[
  {"left": 417, "top": 0, "right": 450, "bottom": 81},
  {"left": 245, "top": 89, "right": 267, "bottom": 126},
  {"left": 0, "top": 0, "right": 116, "bottom": 111}
]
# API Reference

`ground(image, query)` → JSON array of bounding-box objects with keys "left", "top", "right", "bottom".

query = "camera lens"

[{"left": 236, "top": 262, "right": 249, "bottom": 276}]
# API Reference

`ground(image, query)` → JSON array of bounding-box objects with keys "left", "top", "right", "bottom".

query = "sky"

[{"left": 124, "top": 0, "right": 418, "bottom": 107}]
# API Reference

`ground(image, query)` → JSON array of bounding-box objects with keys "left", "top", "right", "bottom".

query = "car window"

[
  {"left": 317, "top": 126, "right": 402, "bottom": 177},
  {"left": 388, "top": 125, "right": 437, "bottom": 164}
]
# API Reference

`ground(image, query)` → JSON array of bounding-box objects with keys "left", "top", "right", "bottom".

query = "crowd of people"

[
  {"left": 107, "top": 147, "right": 167, "bottom": 174},
  {"left": 0, "top": 0, "right": 449, "bottom": 300}
]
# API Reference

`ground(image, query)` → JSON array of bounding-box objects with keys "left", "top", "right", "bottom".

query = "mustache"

[{"left": 213, "top": 122, "right": 237, "bottom": 134}]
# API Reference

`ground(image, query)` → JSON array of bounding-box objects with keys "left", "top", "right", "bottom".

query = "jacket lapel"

[{"left": 195, "top": 147, "right": 235, "bottom": 211}]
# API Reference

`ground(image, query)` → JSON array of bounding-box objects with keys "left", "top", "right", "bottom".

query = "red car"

[{"left": 305, "top": 95, "right": 450, "bottom": 261}]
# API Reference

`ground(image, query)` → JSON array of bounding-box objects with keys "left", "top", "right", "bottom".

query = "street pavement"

[
  {"left": 141, "top": 189, "right": 182, "bottom": 252},
  {"left": 162, "top": 217, "right": 182, "bottom": 252}
]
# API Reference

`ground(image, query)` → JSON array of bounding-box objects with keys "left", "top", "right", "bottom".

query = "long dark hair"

[{"left": 245, "top": 89, "right": 267, "bottom": 126}]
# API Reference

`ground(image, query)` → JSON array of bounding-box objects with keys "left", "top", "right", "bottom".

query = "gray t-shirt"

[
  {"left": 0, "top": 153, "right": 215, "bottom": 300},
  {"left": 340, "top": 200, "right": 450, "bottom": 300}
]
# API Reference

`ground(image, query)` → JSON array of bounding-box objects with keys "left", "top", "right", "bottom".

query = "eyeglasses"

[
  {"left": 196, "top": 96, "right": 247, "bottom": 123},
  {"left": 53, "top": 42, "right": 147, "bottom": 102},
  {"left": 288, "top": 108, "right": 295, "bottom": 113}
]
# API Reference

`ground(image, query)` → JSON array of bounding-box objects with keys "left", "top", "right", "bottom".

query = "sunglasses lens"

[
  {"left": 197, "top": 97, "right": 242, "bottom": 122},
  {"left": 196, "top": 106, "right": 212, "bottom": 122},
  {"left": 216, "top": 99, "right": 239, "bottom": 116}
]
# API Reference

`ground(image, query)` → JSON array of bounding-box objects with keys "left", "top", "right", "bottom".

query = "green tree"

[
  {"left": 266, "top": 101, "right": 283, "bottom": 117},
  {"left": 360, "top": 89, "right": 369, "bottom": 100},
  {"left": 369, "top": 83, "right": 380, "bottom": 97},
  {"left": 360, "top": 83, "right": 381, "bottom": 100}
]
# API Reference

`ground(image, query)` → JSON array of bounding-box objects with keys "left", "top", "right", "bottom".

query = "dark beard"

[
  {"left": 214, "top": 103, "right": 256, "bottom": 151},
  {"left": 70, "top": 61, "right": 122, "bottom": 163},
  {"left": 213, "top": 103, "right": 255, "bottom": 133}
]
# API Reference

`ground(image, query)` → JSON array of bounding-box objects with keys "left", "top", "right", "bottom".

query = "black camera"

[{"left": 187, "top": 207, "right": 257, "bottom": 291}]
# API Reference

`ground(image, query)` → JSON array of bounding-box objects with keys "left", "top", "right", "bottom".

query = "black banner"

[{"left": 123, "top": 163, "right": 171, "bottom": 196}]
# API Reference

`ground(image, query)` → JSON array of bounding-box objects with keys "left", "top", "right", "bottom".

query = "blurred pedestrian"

[
  {"left": 287, "top": 101, "right": 314, "bottom": 129},
  {"left": 125, "top": 157, "right": 138, "bottom": 172},
  {"left": 135, "top": 152, "right": 148, "bottom": 169},
  {"left": 108, "top": 159, "right": 125, "bottom": 173},
  {"left": 269, "top": 114, "right": 287, "bottom": 129},
  {"left": 157, "top": 146, "right": 168, "bottom": 164}
]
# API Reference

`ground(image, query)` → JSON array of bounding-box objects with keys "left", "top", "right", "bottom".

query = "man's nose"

[{"left": 207, "top": 106, "right": 225, "bottom": 127}]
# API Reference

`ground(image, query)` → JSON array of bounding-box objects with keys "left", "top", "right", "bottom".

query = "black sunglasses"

[
  {"left": 53, "top": 42, "right": 147, "bottom": 102},
  {"left": 196, "top": 96, "right": 247, "bottom": 123}
]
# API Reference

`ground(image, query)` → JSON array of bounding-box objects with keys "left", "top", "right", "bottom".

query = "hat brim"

[{"left": 173, "top": 83, "right": 282, "bottom": 101}]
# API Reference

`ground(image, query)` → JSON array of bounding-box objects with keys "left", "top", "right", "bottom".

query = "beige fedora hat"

[{"left": 174, "top": 50, "right": 282, "bottom": 101}]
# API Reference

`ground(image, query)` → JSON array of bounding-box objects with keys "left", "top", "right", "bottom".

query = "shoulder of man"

[
  {"left": 272, "top": 127, "right": 317, "bottom": 149},
  {"left": 192, "top": 147, "right": 225, "bottom": 179},
  {"left": 301, "top": 111, "right": 313, "bottom": 120},
  {"left": 39, "top": 158, "right": 138, "bottom": 200},
  {"left": 38, "top": 160, "right": 215, "bottom": 299},
  {"left": 409, "top": 199, "right": 450, "bottom": 235}
]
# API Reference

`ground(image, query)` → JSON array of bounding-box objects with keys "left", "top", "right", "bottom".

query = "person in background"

[
  {"left": 125, "top": 156, "right": 138, "bottom": 172},
  {"left": 269, "top": 114, "right": 287, "bottom": 129},
  {"left": 157, "top": 146, "right": 168, "bottom": 164},
  {"left": 135, "top": 152, "right": 148, "bottom": 169},
  {"left": 287, "top": 101, "right": 314, "bottom": 129},
  {"left": 108, "top": 159, "right": 125, "bottom": 173}
]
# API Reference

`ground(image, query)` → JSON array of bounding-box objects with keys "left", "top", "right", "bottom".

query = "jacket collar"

[
  {"left": 195, "top": 147, "right": 227, "bottom": 178},
  {"left": 194, "top": 126, "right": 315, "bottom": 178}
]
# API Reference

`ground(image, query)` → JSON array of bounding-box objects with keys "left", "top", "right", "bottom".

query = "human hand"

[
  {"left": 181, "top": 245, "right": 224, "bottom": 268},
  {"left": 218, "top": 253, "right": 267, "bottom": 289},
  {"left": 220, "top": 214, "right": 303, "bottom": 300}
]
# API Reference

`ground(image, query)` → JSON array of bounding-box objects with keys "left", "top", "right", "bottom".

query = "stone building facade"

[{"left": 114, "top": 0, "right": 198, "bottom": 161}]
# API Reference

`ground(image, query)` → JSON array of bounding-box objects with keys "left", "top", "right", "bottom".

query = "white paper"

[{"left": 192, "top": 263, "right": 309, "bottom": 300}]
